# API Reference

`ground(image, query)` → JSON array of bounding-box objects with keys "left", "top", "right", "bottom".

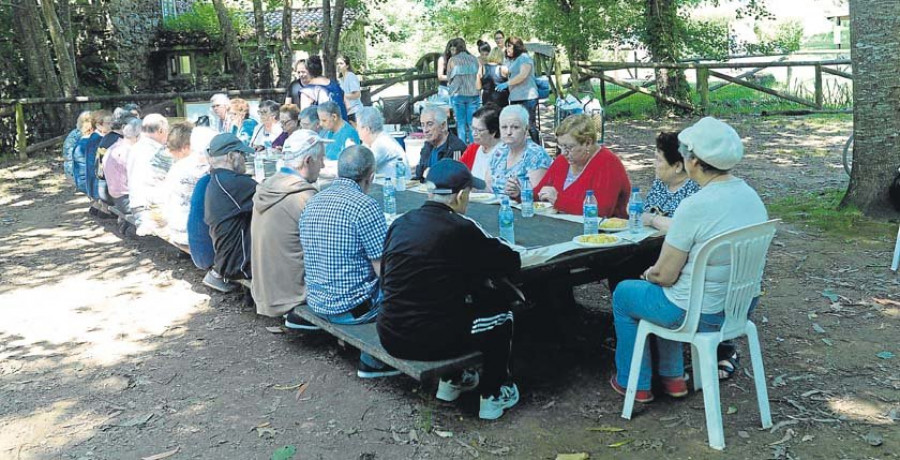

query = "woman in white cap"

[{"left": 608, "top": 117, "right": 768, "bottom": 404}]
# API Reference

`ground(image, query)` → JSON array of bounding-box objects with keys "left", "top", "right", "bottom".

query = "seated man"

[
  {"left": 126, "top": 114, "right": 171, "bottom": 235},
  {"left": 251, "top": 129, "right": 330, "bottom": 319},
  {"left": 355, "top": 106, "right": 408, "bottom": 177},
  {"left": 317, "top": 100, "right": 360, "bottom": 161},
  {"left": 414, "top": 105, "right": 466, "bottom": 180},
  {"left": 163, "top": 126, "right": 216, "bottom": 246},
  {"left": 204, "top": 133, "right": 257, "bottom": 291},
  {"left": 377, "top": 159, "right": 522, "bottom": 420},
  {"left": 299, "top": 145, "right": 398, "bottom": 378},
  {"left": 299, "top": 106, "right": 320, "bottom": 132}
]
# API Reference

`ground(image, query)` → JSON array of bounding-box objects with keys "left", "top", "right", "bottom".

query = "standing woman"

[
  {"left": 337, "top": 55, "right": 364, "bottom": 125},
  {"left": 435, "top": 40, "right": 452, "bottom": 104},
  {"left": 299, "top": 55, "right": 347, "bottom": 120},
  {"left": 498, "top": 37, "right": 539, "bottom": 142},
  {"left": 447, "top": 38, "right": 482, "bottom": 145}
]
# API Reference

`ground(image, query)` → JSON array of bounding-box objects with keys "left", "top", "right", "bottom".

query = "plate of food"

[
  {"left": 572, "top": 234, "right": 621, "bottom": 247},
  {"left": 599, "top": 217, "right": 628, "bottom": 232},
  {"left": 533, "top": 202, "right": 557, "bottom": 214},
  {"left": 469, "top": 192, "right": 501, "bottom": 204}
]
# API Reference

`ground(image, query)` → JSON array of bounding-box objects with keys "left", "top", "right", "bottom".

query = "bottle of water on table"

[
  {"left": 254, "top": 153, "right": 265, "bottom": 182},
  {"left": 498, "top": 195, "right": 515, "bottom": 244},
  {"left": 520, "top": 175, "right": 534, "bottom": 218},
  {"left": 394, "top": 161, "right": 406, "bottom": 192},
  {"left": 628, "top": 186, "right": 643, "bottom": 234},
  {"left": 583, "top": 190, "right": 598, "bottom": 235},
  {"left": 384, "top": 177, "right": 397, "bottom": 216}
]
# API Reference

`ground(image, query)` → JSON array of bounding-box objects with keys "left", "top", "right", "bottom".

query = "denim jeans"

[
  {"left": 319, "top": 289, "right": 386, "bottom": 368},
  {"left": 612, "top": 280, "right": 725, "bottom": 390},
  {"left": 451, "top": 95, "right": 481, "bottom": 144}
]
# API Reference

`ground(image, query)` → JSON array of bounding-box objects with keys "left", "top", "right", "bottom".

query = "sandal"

[{"left": 717, "top": 352, "right": 739, "bottom": 381}]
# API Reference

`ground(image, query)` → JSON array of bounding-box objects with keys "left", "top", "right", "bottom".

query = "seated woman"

[
  {"left": 609, "top": 117, "right": 768, "bottom": 403},
  {"left": 486, "top": 104, "right": 551, "bottom": 198},
  {"left": 228, "top": 98, "right": 258, "bottom": 146},
  {"left": 249, "top": 100, "right": 283, "bottom": 150},
  {"left": 459, "top": 103, "right": 502, "bottom": 187},
  {"left": 642, "top": 131, "right": 700, "bottom": 231},
  {"left": 533, "top": 114, "right": 630, "bottom": 216}
]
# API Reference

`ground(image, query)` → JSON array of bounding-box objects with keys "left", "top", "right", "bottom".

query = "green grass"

[
  {"left": 592, "top": 80, "right": 837, "bottom": 120},
  {"left": 768, "top": 189, "right": 896, "bottom": 242}
]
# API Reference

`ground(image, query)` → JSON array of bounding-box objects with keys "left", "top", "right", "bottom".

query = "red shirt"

[
  {"left": 459, "top": 143, "right": 480, "bottom": 170},
  {"left": 534, "top": 146, "right": 631, "bottom": 217}
]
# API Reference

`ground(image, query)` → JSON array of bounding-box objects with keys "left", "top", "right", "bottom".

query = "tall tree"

[
  {"left": 839, "top": 0, "right": 900, "bottom": 217},
  {"left": 321, "top": 0, "right": 347, "bottom": 79},
  {"left": 252, "top": 0, "right": 273, "bottom": 88},
  {"left": 211, "top": 0, "right": 250, "bottom": 88},
  {"left": 280, "top": 0, "right": 293, "bottom": 87},
  {"left": 39, "top": 0, "right": 78, "bottom": 97},
  {"left": 644, "top": 0, "right": 689, "bottom": 112}
]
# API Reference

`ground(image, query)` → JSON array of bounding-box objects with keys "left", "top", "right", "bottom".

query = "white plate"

[
  {"left": 599, "top": 218, "right": 629, "bottom": 233},
  {"left": 572, "top": 234, "right": 621, "bottom": 247},
  {"left": 532, "top": 202, "right": 557, "bottom": 214},
  {"left": 469, "top": 192, "right": 501, "bottom": 204}
]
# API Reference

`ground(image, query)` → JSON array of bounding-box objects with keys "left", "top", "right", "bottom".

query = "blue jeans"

[
  {"left": 318, "top": 290, "right": 386, "bottom": 368},
  {"left": 612, "top": 280, "right": 725, "bottom": 390},
  {"left": 451, "top": 95, "right": 481, "bottom": 144}
]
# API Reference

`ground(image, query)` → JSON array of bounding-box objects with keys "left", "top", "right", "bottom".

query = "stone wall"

[{"left": 106, "top": 0, "right": 163, "bottom": 93}]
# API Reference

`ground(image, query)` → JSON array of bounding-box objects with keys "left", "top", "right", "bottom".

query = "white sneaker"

[
  {"left": 436, "top": 369, "right": 480, "bottom": 402},
  {"left": 478, "top": 383, "right": 519, "bottom": 420}
]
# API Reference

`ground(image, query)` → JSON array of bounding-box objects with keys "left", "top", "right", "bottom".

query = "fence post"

[
  {"left": 697, "top": 67, "right": 710, "bottom": 115},
  {"left": 15, "top": 102, "right": 27, "bottom": 160},
  {"left": 174, "top": 96, "right": 185, "bottom": 119},
  {"left": 599, "top": 70, "right": 607, "bottom": 106},
  {"left": 814, "top": 64, "right": 824, "bottom": 109}
]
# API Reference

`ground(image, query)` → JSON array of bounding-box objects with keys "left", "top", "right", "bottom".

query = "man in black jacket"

[
  {"left": 203, "top": 133, "right": 257, "bottom": 292},
  {"left": 377, "top": 159, "right": 522, "bottom": 420},
  {"left": 414, "top": 106, "right": 467, "bottom": 180}
]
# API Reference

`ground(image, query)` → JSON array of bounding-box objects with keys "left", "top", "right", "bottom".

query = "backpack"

[{"left": 303, "top": 82, "right": 348, "bottom": 121}]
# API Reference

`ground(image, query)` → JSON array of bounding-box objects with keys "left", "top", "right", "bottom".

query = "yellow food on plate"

[
  {"left": 576, "top": 234, "right": 619, "bottom": 244},
  {"left": 600, "top": 218, "right": 628, "bottom": 229},
  {"left": 533, "top": 202, "right": 554, "bottom": 212}
]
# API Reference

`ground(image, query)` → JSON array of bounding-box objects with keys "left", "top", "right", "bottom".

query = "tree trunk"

[
  {"left": 39, "top": 0, "right": 78, "bottom": 97},
  {"left": 645, "top": 0, "right": 690, "bottom": 114},
  {"left": 211, "top": 0, "right": 249, "bottom": 89},
  {"left": 279, "top": 0, "right": 293, "bottom": 87},
  {"left": 839, "top": 0, "right": 900, "bottom": 217},
  {"left": 321, "top": 0, "right": 346, "bottom": 80},
  {"left": 14, "top": 0, "right": 63, "bottom": 131},
  {"left": 252, "top": 0, "right": 273, "bottom": 88}
]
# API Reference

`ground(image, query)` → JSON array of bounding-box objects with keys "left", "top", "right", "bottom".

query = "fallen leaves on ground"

[
  {"left": 141, "top": 447, "right": 180, "bottom": 460},
  {"left": 586, "top": 425, "right": 626, "bottom": 433},
  {"left": 555, "top": 454, "right": 589, "bottom": 460}
]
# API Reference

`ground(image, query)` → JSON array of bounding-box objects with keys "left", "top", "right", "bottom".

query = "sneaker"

[
  {"left": 436, "top": 369, "right": 480, "bottom": 402},
  {"left": 283, "top": 309, "right": 321, "bottom": 331},
  {"left": 609, "top": 374, "right": 654, "bottom": 403},
  {"left": 661, "top": 376, "right": 689, "bottom": 398},
  {"left": 357, "top": 359, "right": 402, "bottom": 379},
  {"left": 479, "top": 383, "right": 519, "bottom": 420},
  {"left": 88, "top": 207, "right": 99, "bottom": 217},
  {"left": 203, "top": 269, "right": 236, "bottom": 293}
]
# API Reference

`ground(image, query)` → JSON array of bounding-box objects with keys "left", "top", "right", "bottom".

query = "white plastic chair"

[{"left": 620, "top": 219, "right": 779, "bottom": 450}]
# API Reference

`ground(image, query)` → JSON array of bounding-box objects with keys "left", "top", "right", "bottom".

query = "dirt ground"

[{"left": 2, "top": 115, "right": 898, "bottom": 460}]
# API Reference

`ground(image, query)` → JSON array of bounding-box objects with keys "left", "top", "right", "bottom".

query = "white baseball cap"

[
  {"left": 677, "top": 117, "right": 744, "bottom": 170},
  {"left": 282, "top": 129, "right": 333, "bottom": 159}
]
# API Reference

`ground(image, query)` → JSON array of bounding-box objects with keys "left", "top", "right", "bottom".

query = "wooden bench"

[
  {"left": 110, "top": 206, "right": 481, "bottom": 382},
  {"left": 232, "top": 279, "right": 482, "bottom": 382}
]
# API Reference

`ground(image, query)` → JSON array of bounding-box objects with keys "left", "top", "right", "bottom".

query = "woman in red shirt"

[{"left": 535, "top": 114, "right": 631, "bottom": 217}]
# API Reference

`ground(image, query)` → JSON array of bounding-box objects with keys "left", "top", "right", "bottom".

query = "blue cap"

[{"left": 425, "top": 159, "right": 486, "bottom": 194}]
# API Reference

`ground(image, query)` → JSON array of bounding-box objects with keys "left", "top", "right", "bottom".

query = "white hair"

[
  {"left": 141, "top": 114, "right": 168, "bottom": 134},
  {"left": 190, "top": 127, "right": 217, "bottom": 157},
  {"left": 122, "top": 117, "right": 142, "bottom": 139},
  {"left": 500, "top": 104, "right": 529, "bottom": 127},
  {"left": 355, "top": 107, "right": 384, "bottom": 134},
  {"left": 210, "top": 93, "right": 230, "bottom": 105},
  {"left": 421, "top": 105, "right": 448, "bottom": 126}
]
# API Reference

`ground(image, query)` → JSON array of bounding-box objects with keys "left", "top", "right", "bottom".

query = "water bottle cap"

[
  {"left": 631, "top": 186, "right": 640, "bottom": 192},
  {"left": 586, "top": 190, "right": 594, "bottom": 196}
]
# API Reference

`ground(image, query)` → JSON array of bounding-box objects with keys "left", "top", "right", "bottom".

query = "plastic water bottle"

[
  {"left": 254, "top": 154, "right": 265, "bottom": 182},
  {"left": 384, "top": 177, "right": 397, "bottom": 216},
  {"left": 628, "top": 186, "right": 643, "bottom": 234},
  {"left": 583, "top": 190, "right": 599, "bottom": 235},
  {"left": 498, "top": 195, "right": 515, "bottom": 244},
  {"left": 394, "top": 161, "right": 406, "bottom": 192},
  {"left": 520, "top": 175, "right": 534, "bottom": 218}
]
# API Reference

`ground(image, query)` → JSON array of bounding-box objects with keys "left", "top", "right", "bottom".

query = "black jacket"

[
  {"left": 414, "top": 134, "right": 467, "bottom": 180},
  {"left": 204, "top": 168, "right": 257, "bottom": 280},
  {"left": 376, "top": 201, "right": 521, "bottom": 357}
]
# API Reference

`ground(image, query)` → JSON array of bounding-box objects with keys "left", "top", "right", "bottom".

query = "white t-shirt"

[
  {"left": 163, "top": 154, "right": 210, "bottom": 245},
  {"left": 249, "top": 123, "right": 283, "bottom": 149},
  {"left": 471, "top": 145, "right": 493, "bottom": 184},
  {"left": 370, "top": 131, "right": 407, "bottom": 177},
  {"left": 340, "top": 72, "right": 364, "bottom": 116},
  {"left": 663, "top": 177, "right": 768, "bottom": 314}
]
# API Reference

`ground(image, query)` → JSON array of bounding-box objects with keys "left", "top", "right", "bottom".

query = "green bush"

[{"left": 163, "top": 2, "right": 248, "bottom": 38}]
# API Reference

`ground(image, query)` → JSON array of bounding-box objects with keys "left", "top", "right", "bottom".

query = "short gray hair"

[
  {"left": 421, "top": 105, "right": 448, "bottom": 126},
  {"left": 355, "top": 107, "right": 384, "bottom": 133},
  {"left": 338, "top": 145, "right": 375, "bottom": 182},
  {"left": 122, "top": 117, "right": 142, "bottom": 139},
  {"left": 300, "top": 106, "right": 319, "bottom": 123},
  {"left": 500, "top": 104, "right": 529, "bottom": 127},
  {"left": 317, "top": 101, "right": 341, "bottom": 117},
  {"left": 210, "top": 93, "right": 230, "bottom": 106},
  {"left": 258, "top": 100, "right": 280, "bottom": 117},
  {"left": 142, "top": 114, "right": 168, "bottom": 134}
]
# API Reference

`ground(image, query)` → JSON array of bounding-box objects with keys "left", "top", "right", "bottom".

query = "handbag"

[{"left": 534, "top": 75, "right": 551, "bottom": 99}]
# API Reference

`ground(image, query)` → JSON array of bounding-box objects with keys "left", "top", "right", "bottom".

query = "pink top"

[{"left": 103, "top": 139, "right": 131, "bottom": 198}]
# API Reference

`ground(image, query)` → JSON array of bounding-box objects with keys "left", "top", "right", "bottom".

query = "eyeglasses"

[
  {"left": 558, "top": 142, "right": 580, "bottom": 153},
  {"left": 471, "top": 126, "right": 488, "bottom": 135}
]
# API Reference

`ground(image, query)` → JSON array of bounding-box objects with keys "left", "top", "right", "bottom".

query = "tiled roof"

[{"left": 240, "top": 7, "right": 363, "bottom": 40}]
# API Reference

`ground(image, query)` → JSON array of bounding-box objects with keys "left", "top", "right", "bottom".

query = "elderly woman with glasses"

[
  {"left": 272, "top": 104, "right": 301, "bottom": 150},
  {"left": 228, "top": 98, "right": 258, "bottom": 146},
  {"left": 249, "top": 100, "right": 284, "bottom": 150},
  {"left": 533, "top": 114, "right": 630, "bottom": 216},
  {"left": 608, "top": 117, "right": 768, "bottom": 404}
]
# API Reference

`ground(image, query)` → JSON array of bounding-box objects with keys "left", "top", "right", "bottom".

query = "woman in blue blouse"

[
  {"left": 642, "top": 131, "right": 700, "bottom": 231},
  {"left": 485, "top": 104, "right": 551, "bottom": 198}
]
